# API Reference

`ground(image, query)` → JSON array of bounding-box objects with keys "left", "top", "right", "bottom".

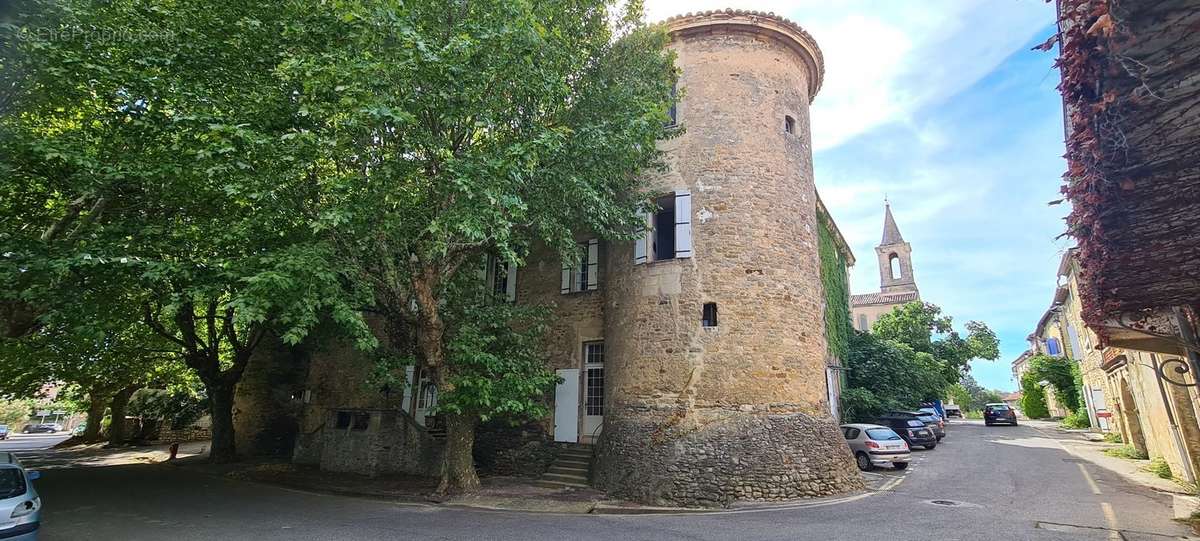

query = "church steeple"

[{"left": 875, "top": 201, "right": 918, "bottom": 295}]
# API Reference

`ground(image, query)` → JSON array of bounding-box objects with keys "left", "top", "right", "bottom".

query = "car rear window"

[
  {"left": 987, "top": 405, "right": 1011, "bottom": 411},
  {"left": 0, "top": 468, "right": 26, "bottom": 499},
  {"left": 906, "top": 420, "right": 925, "bottom": 428},
  {"left": 866, "top": 428, "right": 902, "bottom": 440}
]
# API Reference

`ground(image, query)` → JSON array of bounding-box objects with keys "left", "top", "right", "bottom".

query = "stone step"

[
  {"left": 542, "top": 472, "right": 588, "bottom": 484},
  {"left": 530, "top": 479, "right": 589, "bottom": 490},
  {"left": 555, "top": 458, "right": 590, "bottom": 468},
  {"left": 558, "top": 450, "right": 592, "bottom": 459},
  {"left": 547, "top": 465, "right": 589, "bottom": 476}
]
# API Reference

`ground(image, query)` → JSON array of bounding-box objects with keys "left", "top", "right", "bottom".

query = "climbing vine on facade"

[{"left": 818, "top": 215, "right": 851, "bottom": 361}]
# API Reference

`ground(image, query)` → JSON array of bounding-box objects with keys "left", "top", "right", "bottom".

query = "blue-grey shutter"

[
  {"left": 634, "top": 212, "right": 650, "bottom": 264},
  {"left": 401, "top": 366, "right": 415, "bottom": 413},
  {"left": 674, "top": 190, "right": 692, "bottom": 258}
]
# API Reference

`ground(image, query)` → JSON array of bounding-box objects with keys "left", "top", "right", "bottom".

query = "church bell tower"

[{"left": 875, "top": 202, "right": 918, "bottom": 294}]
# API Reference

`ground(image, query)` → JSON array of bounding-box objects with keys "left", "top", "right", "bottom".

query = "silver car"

[
  {"left": 0, "top": 452, "right": 41, "bottom": 540},
  {"left": 842, "top": 423, "right": 911, "bottom": 471}
]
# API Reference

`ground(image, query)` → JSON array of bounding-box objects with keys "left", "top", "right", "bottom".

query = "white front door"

[
  {"left": 414, "top": 372, "right": 437, "bottom": 426},
  {"left": 582, "top": 342, "right": 605, "bottom": 443},
  {"left": 554, "top": 369, "right": 580, "bottom": 442},
  {"left": 826, "top": 367, "right": 841, "bottom": 421}
]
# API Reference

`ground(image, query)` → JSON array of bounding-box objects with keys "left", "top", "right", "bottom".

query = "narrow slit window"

[
  {"left": 784, "top": 115, "right": 795, "bottom": 134},
  {"left": 702, "top": 303, "right": 718, "bottom": 327}
]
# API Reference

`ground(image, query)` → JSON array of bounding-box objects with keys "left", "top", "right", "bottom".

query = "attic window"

[
  {"left": 784, "top": 115, "right": 795, "bottom": 134},
  {"left": 702, "top": 303, "right": 718, "bottom": 327}
]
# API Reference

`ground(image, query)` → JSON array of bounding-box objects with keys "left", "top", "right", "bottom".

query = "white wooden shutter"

[
  {"left": 674, "top": 190, "right": 692, "bottom": 258},
  {"left": 401, "top": 366, "right": 415, "bottom": 413},
  {"left": 505, "top": 262, "right": 517, "bottom": 302},
  {"left": 634, "top": 211, "right": 650, "bottom": 264},
  {"left": 586, "top": 239, "right": 599, "bottom": 290}
]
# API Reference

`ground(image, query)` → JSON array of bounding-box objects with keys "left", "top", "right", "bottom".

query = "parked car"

[
  {"left": 0, "top": 452, "right": 41, "bottom": 540},
  {"left": 915, "top": 412, "right": 946, "bottom": 441},
  {"left": 943, "top": 405, "right": 963, "bottom": 418},
  {"left": 0, "top": 426, "right": 8, "bottom": 440},
  {"left": 20, "top": 424, "right": 55, "bottom": 434},
  {"left": 875, "top": 413, "right": 938, "bottom": 450},
  {"left": 842, "top": 423, "right": 911, "bottom": 471},
  {"left": 984, "top": 403, "right": 1019, "bottom": 426}
]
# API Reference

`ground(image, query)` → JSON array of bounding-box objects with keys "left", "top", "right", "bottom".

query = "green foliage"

[
  {"left": 1020, "top": 371, "right": 1050, "bottom": 419},
  {"left": 872, "top": 302, "right": 1000, "bottom": 388},
  {"left": 1061, "top": 409, "right": 1091, "bottom": 429},
  {"left": 128, "top": 388, "right": 208, "bottom": 430},
  {"left": 0, "top": 399, "right": 32, "bottom": 427},
  {"left": 817, "top": 217, "right": 851, "bottom": 361},
  {"left": 1103, "top": 432, "right": 1123, "bottom": 444},
  {"left": 965, "top": 410, "right": 983, "bottom": 420},
  {"left": 1104, "top": 445, "right": 1149, "bottom": 460},
  {"left": 1025, "top": 355, "right": 1082, "bottom": 414},
  {"left": 841, "top": 331, "right": 946, "bottom": 422},
  {"left": 948, "top": 374, "right": 1005, "bottom": 412},
  {"left": 1146, "top": 457, "right": 1173, "bottom": 479}
]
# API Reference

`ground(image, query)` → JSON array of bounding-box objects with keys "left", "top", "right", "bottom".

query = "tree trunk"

[
  {"left": 107, "top": 385, "right": 139, "bottom": 446},
  {"left": 82, "top": 389, "right": 108, "bottom": 443},
  {"left": 436, "top": 412, "right": 480, "bottom": 496},
  {"left": 207, "top": 381, "right": 238, "bottom": 463}
]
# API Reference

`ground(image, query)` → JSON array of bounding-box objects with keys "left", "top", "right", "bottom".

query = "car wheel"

[
  {"left": 984, "top": 421, "right": 992, "bottom": 426},
  {"left": 893, "top": 462, "right": 909, "bottom": 470},
  {"left": 855, "top": 452, "right": 873, "bottom": 471},
  {"left": 924, "top": 443, "right": 937, "bottom": 450},
  {"left": 1012, "top": 421, "right": 1019, "bottom": 426}
]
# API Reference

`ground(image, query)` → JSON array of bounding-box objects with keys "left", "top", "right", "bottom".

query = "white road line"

[{"left": 1100, "top": 502, "right": 1121, "bottom": 540}]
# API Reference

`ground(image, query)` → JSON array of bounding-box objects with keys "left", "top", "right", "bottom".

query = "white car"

[
  {"left": 0, "top": 452, "right": 41, "bottom": 540},
  {"left": 842, "top": 423, "right": 911, "bottom": 471}
]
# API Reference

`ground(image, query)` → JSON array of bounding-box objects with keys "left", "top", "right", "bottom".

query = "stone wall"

[
  {"left": 156, "top": 426, "right": 212, "bottom": 443},
  {"left": 315, "top": 409, "right": 441, "bottom": 477},
  {"left": 234, "top": 334, "right": 309, "bottom": 457},
  {"left": 597, "top": 408, "right": 861, "bottom": 506}
]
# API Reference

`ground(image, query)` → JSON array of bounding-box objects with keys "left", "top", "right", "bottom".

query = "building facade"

[
  {"left": 281, "top": 9, "right": 865, "bottom": 507},
  {"left": 850, "top": 202, "right": 920, "bottom": 330}
]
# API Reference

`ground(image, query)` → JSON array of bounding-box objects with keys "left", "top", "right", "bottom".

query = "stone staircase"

[{"left": 535, "top": 443, "right": 593, "bottom": 488}]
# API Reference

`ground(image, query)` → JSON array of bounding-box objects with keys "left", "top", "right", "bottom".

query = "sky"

[{"left": 644, "top": 1, "right": 1073, "bottom": 392}]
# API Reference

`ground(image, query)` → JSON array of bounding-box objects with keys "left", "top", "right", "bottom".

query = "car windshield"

[
  {"left": 0, "top": 468, "right": 26, "bottom": 499},
  {"left": 866, "top": 428, "right": 902, "bottom": 441},
  {"left": 918, "top": 408, "right": 937, "bottom": 415},
  {"left": 906, "top": 420, "right": 926, "bottom": 428}
]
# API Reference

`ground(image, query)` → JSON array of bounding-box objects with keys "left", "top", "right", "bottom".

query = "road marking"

[
  {"left": 1101, "top": 502, "right": 1122, "bottom": 540},
  {"left": 1077, "top": 463, "right": 1102, "bottom": 495}
]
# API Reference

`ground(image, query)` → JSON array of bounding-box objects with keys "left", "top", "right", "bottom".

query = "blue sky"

[{"left": 645, "top": 1, "right": 1073, "bottom": 391}]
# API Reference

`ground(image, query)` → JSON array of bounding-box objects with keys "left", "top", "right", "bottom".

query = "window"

[
  {"left": 634, "top": 191, "right": 692, "bottom": 264},
  {"left": 1046, "top": 337, "right": 1061, "bottom": 356},
  {"left": 889, "top": 253, "right": 901, "bottom": 279},
  {"left": 584, "top": 342, "right": 604, "bottom": 417},
  {"left": 0, "top": 468, "right": 26, "bottom": 500},
  {"left": 561, "top": 239, "right": 600, "bottom": 293},
  {"left": 843, "top": 428, "right": 860, "bottom": 440},
  {"left": 702, "top": 303, "right": 718, "bottom": 327},
  {"left": 334, "top": 411, "right": 370, "bottom": 431},
  {"left": 784, "top": 115, "right": 795, "bottom": 134},
  {"left": 858, "top": 314, "right": 868, "bottom": 331},
  {"left": 417, "top": 383, "right": 437, "bottom": 410},
  {"left": 485, "top": 256, "right": 517, "bottom": 302},
  {"left": 866, "top": 428, "right": 902, "bottom": 441}
]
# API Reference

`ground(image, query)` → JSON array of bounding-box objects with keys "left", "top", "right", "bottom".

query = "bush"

[
  {"left": 1060, "top": 409, "right": 1091, "bottom": 429},
  {"left": 1103, "top": 432, "right": 1123, "bottom": 444},
  {"left": 1104, "top": 445, "right": 1149, "bottom": 460},
  {"left": 965, "top": 410, "right": 983, "bottom": 420},
  {"left": 1020, "top": 373, "right": 1050, "bottom": 419},
  {"left": 1146, "top": 457, "right": 1173, "bottom": 479}
]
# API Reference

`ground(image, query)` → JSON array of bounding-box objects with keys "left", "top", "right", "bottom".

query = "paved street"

[
  {"left": 0, "top": 433, "right": 71, "bottom": 453},
  {"left": 14, "top": 420, "right": 1191, "bottom": 540}
]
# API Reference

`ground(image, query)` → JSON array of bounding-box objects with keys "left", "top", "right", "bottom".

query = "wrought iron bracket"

[{"left": 1155, "top": 357, "right": 1199, "bottom": 387}]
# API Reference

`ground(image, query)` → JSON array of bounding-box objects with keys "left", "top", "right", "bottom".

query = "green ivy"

[{"left": 818, "top": 216, "right": 851, "bottom": 361}]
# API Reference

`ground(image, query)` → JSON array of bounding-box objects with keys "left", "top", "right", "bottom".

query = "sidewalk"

[{"left": 1023, "top": 419, "right": 1190, "bottom": 495}]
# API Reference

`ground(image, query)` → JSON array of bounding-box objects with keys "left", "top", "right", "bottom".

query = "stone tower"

[
  {"left": 875, "top": 202, "right": 918, "bottom": 294},
  {"left": 593, "top": 9, "right": 863, "bottom": 507}
]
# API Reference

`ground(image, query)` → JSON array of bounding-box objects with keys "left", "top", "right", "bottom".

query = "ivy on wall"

[{"left": 818, "top": 215, "right": 851, "bottom": 361}]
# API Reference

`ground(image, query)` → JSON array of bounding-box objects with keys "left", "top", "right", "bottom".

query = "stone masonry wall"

[{"left": 594, "top": 13, "right": 863, "bottom": 505}]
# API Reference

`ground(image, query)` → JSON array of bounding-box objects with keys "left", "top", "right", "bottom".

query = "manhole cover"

[{"left": 929, "top": 500, "right": 960, "bottom": 507}]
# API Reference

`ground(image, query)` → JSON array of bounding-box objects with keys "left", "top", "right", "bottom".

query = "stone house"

[
  {"left": 238, "top": 9, "right": 866, "bottom": 507},
  {"left": 850, "top": 202, "right": 920, "bottom": 331}
]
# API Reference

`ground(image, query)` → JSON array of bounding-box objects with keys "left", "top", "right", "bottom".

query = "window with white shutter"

[
  {"left": 674, "top": 190, "right": 692, "bottom": 259},
  {"left": 486, "top": 256, "right": 517, "bottom": 302},
  {"left": 561, "top": 239, "right": 600, "bottom": 294},
  {"left": 643, "top": 191, "right": 693, "bottom": 263},
  {"left": 634, "top": 212, "right": 649, "bottom": 264}
]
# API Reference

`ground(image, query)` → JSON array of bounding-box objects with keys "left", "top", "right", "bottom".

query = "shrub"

[
  {"left": 1020, "top": 372, "right": 1050, "bottom": 419},
  {"left": 1060, "top": 409, "right": 1091, "bottom": 429},
  {"left": 1104, "top": 445, "right": 1149, "bottom": 460},
  {"left": 1146, "top": 457, "right": 1173, "bottom": 479},
  {"left": 965, "top": 410, "right": 983, "bottom": 420},
  {"left": 1103, "top": 432, "right": 1123, "bottom": 444}
]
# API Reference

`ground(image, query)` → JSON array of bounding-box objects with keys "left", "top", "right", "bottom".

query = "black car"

[
  {"left": 876, "top": 413, "right": 938, "bottom": 449},
  {"left": 20, "top": 424, "right": 56, "bottom": 434},
  {"left": 984, "top": 403, "right": 1018, "bottom": 426}
]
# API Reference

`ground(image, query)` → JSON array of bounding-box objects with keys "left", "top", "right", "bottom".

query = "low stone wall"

[
  {"left": 474, "top": 420, "right": 556, "bottom": 478},
  {"left": 303, "top": 409, "right": 441, "bottom": 478},
  {"left": 157, "top": 427, "right": 212, "bottom": 443},
  {"left": 594, "top": 407, "right": 864, "bottom": 507}
]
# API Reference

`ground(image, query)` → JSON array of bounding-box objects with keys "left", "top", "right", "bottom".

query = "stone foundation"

[{"left": 595, "top": 407, "right": 863, "bottom": 507}]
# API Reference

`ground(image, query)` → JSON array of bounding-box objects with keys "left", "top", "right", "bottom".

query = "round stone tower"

[{"left": 594, "top": 9, "right": 863, "bottom": 506}]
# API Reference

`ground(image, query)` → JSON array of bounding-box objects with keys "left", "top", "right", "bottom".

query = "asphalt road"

[
  {"left": 20, "top": 420, "right": 1192, "bottom": 540},
  {"left": 0, "top": 433, "right": 71, "bottom": 453}
]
